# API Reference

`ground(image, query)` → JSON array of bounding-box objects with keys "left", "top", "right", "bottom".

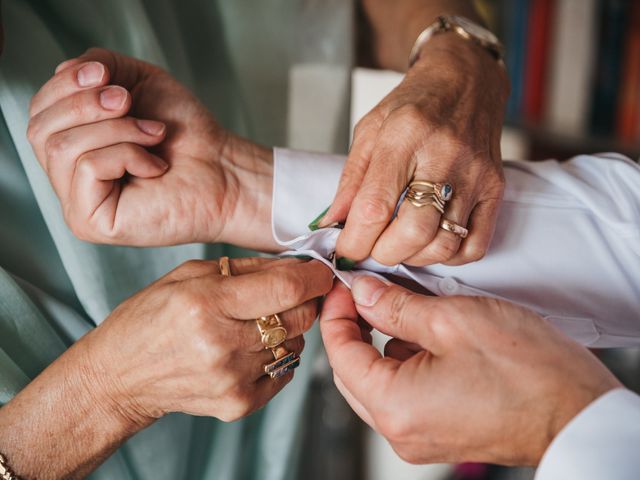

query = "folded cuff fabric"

[{"left": 272, "top": 148, "right": 640, "bottom": 348}]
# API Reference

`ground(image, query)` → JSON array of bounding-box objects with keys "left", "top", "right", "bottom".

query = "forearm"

[
  {"left": 359, "top": 0, "right": 485, "bottom": 71},
  {"left": 0, "top": 332, "right": 149, "bottom": 479}
]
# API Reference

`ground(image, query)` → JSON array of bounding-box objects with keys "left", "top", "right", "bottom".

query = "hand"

[
  {"left": 0, "top": 258, "right": 333, "bottom": 479},
  {"left": 320, "top": 277, "right": 621, "bottom": 466},
  {"left": 27, "top": 48, "right": 275, "bottom": 249},
  {"left": 87, "top": 257, "right": 333, "bottom": 423},
  {"left": 321, "top": 35, "right": 509, "bottom": 266}
]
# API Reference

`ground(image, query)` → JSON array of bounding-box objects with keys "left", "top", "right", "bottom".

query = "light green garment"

[{"left": 0, "top": 1, "right": 353, "bottom": 478}]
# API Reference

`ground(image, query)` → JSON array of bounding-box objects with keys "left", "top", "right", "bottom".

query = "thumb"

[{"left": 351, "top": 276, "right": 445, "bottom": 354}]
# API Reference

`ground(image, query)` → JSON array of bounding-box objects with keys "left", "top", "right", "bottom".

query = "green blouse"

[{"left": 0, "top": 1, "right": 353, "bottom": 478}]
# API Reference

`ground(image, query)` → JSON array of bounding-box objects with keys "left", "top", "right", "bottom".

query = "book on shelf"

[
  {"left": 523, "top": 0, "right": 554, "bottom": 123},
  {"left": 544, "top": 0, "right": 598, "bottom": 136},
  {"left": 589, "top": 0, "right": 631, "bottom": 137},
  {"left": 616, "top": 1, "right": 640, "bottom": 144},
  {"left": 503, "top": 0, "right": 529, "bottom": 121},
  {"left": 482, "top": 0, "right": 640, "bottom": 151}
]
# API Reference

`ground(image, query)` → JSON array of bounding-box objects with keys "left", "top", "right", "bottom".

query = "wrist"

[
  {"left": 77, "top": 328, "right": 155, "bottom": 433},
  {"left": 411, "top": 32, "right": 509, "bottom": 99},
  {"left": 214, "top": 135, "right": 280, "bottom": 251}
]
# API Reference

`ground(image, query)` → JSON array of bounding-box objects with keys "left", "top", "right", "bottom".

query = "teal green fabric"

[{"left": 0, "top": 1, "right": 353, "bottom": 479}]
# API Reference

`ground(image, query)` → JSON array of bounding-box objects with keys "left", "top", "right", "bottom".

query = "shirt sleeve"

[
  {"left": 535, "top": 388, "right": 640, "bottom": 480},
  {"left": 272, "top": 148, "right": 640, "bottom": 347}
]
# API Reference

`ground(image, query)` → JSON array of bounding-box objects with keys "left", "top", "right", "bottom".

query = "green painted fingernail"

[
  {"left": 280, "top": 254, "right": 314, "bottom": 260},
  {"left": 336, "top": 257, "right": 356, "bottom": 271},
  {"left": 308, "top": 205, "right": 331, "bottom": 231}
]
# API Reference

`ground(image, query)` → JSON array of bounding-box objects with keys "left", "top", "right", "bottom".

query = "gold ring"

[
  {"left": 440, "top": 218, "right": 469, "bottom": 239},
  {"left": 405, "top": 180, "right": 453, "bottom": 213},
  {"left": 264, "top": 345, "right": 301, "bottom": 378},
  {"left": 256, "top": 316, "right": 302, "bottom": 378},
  {"left": 256, "top": 314, "right": 288, "bottom": 349},
  {"left": 219, "top": 256, "right": 231, "bottom": 277}
]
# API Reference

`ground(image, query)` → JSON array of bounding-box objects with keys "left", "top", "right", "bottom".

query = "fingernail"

[
  {"left": 352, "top": 276, "right": 390, "bottom": 307},
  {"left": 136, "top": 119, "right": 166, "bottom": 136},
  {"left": 152, "top": 156, "right": 169, "bottom": 171},
  {"left": 279, "top": 254, "right": 314, "bottom": 261},
  {"left": 308, "top": 205, "right": 331, "bottom": 231},
  {"left": 99, "top": 86, "right": 127, "bottom": 110},
  {"left": 336, "top": 257, "right": 356, "bottom": 271},
  {"left": 77, "top": 62, "right": 105, "bottom": 87}
]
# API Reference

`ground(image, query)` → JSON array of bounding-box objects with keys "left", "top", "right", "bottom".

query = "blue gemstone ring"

[
  {"left": 434, "top": 183, "right": 453, "bottom": 203},
  {"left": 405, "top": 180, "right": 453, "bottom": 212}
]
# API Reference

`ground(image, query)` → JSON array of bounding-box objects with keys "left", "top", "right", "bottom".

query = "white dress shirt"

[
  {"left": 272, "top": 149, "right": 640, "bottom": 478},
  {"left": 535, "top": 388, "right": 640, "bottom": 480},
  {"left": 272, "top": 149, "right": 640, "bottom": 348}
]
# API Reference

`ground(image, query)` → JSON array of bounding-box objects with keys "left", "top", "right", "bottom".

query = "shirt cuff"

[
  {"left": 536, "top": 388, "right": 640, "bottom": 480},
  {"left": 272, "top": 147, "right": 345, "bottom": 244}
]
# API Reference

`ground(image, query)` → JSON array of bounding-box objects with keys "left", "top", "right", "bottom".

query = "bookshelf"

[{"left": 476, "top": 0, "right": 640, "bottom": 161}]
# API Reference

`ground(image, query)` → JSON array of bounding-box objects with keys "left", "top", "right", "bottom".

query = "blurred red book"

[
  {"left": 617, "top": 2, "right": 640, "bottom": 143},
  {"left": 523, "top": 0, "right": 555, "bottom": 123}
]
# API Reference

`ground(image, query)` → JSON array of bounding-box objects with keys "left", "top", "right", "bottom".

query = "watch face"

[{"left": 450, "top": 15, "right": 499, "bottom": 44}]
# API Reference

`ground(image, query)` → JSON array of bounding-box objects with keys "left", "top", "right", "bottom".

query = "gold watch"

[{"left": 409, "top": 15, "right": 505, "bottom": 67}]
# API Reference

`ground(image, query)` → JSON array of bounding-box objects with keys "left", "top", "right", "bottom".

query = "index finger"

[
  {"left": 217, "top": 260, "right": 334, "bottom": 319},
  {"left": 336, "top": 149, "right": 410, "bottom": 262},
  {"left": 29, "top": 61, "right": 110, "bottom": 118},
  {"left": 320, "top": 282, "right": 400, "bottom": 408}
]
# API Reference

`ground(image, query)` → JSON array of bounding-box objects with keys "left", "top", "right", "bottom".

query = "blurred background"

[{"left": 297, "top": 1, "right": 640, "bottom": 479}]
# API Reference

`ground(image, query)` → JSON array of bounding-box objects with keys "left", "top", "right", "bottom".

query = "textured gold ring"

[{"left": 404, "top": 180, "right": 453, "bottom": 214}]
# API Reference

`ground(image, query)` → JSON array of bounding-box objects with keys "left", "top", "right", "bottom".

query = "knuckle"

[
  {"left": 358, "top": 194, "right": 395, "bottom": 225},
  {"left": 377, "top": 409, "right": 412, "bottom": 443},
  {"left": 44, "top": 133, "right": 70, "bottom": 161},
  {"left": 69, "top": 92, "right": 88, "bottom": 118},
  {"left": 272, "top": 271, "right": 306, "bottom": 307},
  {"left": 76, "top": 152, "right": 99, "bottom": 177},
  {"left": 387, "top": 290, "right": 414, "bottom": 333},
  {"left": 463, "top": 244, "right": 487, "bottom": 263},
  {"left": 393, "top": 104, "right": 429, "bottom": 131},
  {"left": 26, "top": 120, "right": 41, "bottom": 145},
  {"left": 402, "top": 220, "right": 436, "bottom": 245},
  {"left": 426, "top": 237, "right": 459, "bottom": 263}
]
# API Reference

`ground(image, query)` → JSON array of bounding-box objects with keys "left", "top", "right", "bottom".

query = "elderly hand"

[
  {"left": 0, "top": 257, "right": 333, "bottom": 479},
  {"left": 27, "top": 48, "right": 275, "bottom": 250},
  {"left": 88, "top": 257, "right": 333, "bottom": 423},
  {"left": 320, "top": 277, "right": 621, "bottom": 466},
  {"left": 321, "top": 35, "right": 509, "bottom": 266}
]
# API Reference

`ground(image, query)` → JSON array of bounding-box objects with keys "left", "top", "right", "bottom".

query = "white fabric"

[
  {"left": 536, "top": 388, "right": 640, "bottom": 480},
  {"left": 272, "top": 148, "right": 640, "bottom": 347}
]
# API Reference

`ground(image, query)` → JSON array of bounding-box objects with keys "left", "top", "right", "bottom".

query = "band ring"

[
  {"left": 440, "top": 218, "right": 469, "bottom": 239},
  {"left": 219, "top": 256, "right": 231, "bottom": 277}
]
